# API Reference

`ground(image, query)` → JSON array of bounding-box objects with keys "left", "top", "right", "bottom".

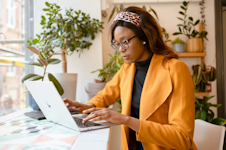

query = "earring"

[{"left": 143, "top": 41, "right": 146, "bottom": 44}]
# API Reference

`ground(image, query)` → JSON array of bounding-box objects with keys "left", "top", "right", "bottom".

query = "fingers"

[
  {"left": 68, "top": 107, "right": 80, "bottom": 112},
  {"left": 63, "top": 99, "right": 82, "bottom": 108},
  {"left": 82, "top": 107, "right": 102, "bottom": 114},
  {"left": 82, "top": 108, "right": 107, "bottom": 123},
  {"left": 82, "top": 111, "right": 102, "bottom": 123}
]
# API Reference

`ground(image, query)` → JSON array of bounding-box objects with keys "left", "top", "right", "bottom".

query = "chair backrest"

[{"left": 193, "top": 119, "right": 226, "bottom": 150}]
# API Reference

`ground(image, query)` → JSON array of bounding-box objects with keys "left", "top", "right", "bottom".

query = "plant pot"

[
  {"left": 51, "top": 73, "right": 78, "bottom": 100},
  {"left": 29, "top": 92, "right": 40, "bottom": 110},
  {"left": 85, "top": 82, "right": 106, "bottom": 103},
  {"left": 186, "top": 38, "right": 204, "bottom": 52},
  {"left": 173, "top": 43, "right": 185, "bottom": 53}
]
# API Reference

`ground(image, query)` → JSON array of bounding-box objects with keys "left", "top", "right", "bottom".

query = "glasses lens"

[
  {"left": 120, "top": 40, "right": 129, "bottom": 49},
  {"left": 111, "top": 43, "right": 119, "bottom": 51}
]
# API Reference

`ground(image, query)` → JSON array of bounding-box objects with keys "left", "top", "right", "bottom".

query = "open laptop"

[{"left": 25, "top": 81, "right": 114, "bottom": 132}]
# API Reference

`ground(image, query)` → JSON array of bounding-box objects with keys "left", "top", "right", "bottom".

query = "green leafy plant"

[
  {"left": 195, "top": 96, "right": 226, "bottom": 125},
  {"left": 92, "top": 51, "right": 123, "bottom": 82},
  {"left": 192, "top": 64, "right": 217, "bottom": 92},
  {"left": 173, "top": 1, "right": 208, "bottom": 40},
  {"left": 28, "top": 2, "right": 104, "bottom": 73},
  {"left": 21, "top": 47, "right": 64, "bottom": 95},
  {"left": 172, "top": 37, "right": 185, "bottom": 44}
]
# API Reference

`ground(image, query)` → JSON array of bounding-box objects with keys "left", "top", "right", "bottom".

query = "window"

[
  {"left": 6, "top": 0, "right": 16, "bottom": 28},
  {"left": 0, "top": 0, "right": 32, "bottom": 116}
]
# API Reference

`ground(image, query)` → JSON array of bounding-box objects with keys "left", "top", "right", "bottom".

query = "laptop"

[{"left": 25, "top": 81, "right": 114, "bottom": 132}]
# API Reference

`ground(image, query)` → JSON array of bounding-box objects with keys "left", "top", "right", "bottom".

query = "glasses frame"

[{"left": 111, "top": 35, "right": 137, "bottom": 51}]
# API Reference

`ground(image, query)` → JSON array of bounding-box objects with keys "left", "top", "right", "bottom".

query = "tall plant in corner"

[
  {"left": 29, "top": 2, "right": 104, "bottom": 73},
  {"left": 173, "top": 1, "right": 208, "bottom": 40}
]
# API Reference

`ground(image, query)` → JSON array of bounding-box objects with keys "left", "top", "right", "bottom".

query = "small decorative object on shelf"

[
  {"left": 192, "top": 64, "right": 217, "bottom": 92},
  {"left": 173, "top": 1, "right": 208, "bottom": 53},
  {"left": 172, "top": 37, "right": 185, "bottom": 53}
]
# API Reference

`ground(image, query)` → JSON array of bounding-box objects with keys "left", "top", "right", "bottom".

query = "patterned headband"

[{"left": 113, "top": 11, "right": 141, "bottom": 27}]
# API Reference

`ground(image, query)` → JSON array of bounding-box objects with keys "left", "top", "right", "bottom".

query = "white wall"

[
  {"left": 102, "top": 0, "right": 217, "bottom": 114},
  {"left": 33, "top": 0, "right": 103, "bottom": 103}
]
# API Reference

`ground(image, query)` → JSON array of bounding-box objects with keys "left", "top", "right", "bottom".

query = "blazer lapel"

[
  {"left": 139, "top": 54, "right": 172, "bottom": 120},
  {"left": 121, "top": 63, "right": 136, "bottom": 116}
]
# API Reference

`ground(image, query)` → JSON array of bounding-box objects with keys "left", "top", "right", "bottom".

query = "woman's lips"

[{"left": 122, "top": 56, "right": 128, "bottom": 60}]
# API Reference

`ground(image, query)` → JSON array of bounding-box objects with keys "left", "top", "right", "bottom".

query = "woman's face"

[{"left": 113, "top": 26, "right": 150, "bottom": 63}]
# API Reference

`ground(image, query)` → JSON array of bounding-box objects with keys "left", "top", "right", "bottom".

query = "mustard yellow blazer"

[{"left": 88, "top": 54, "right": 197, "bottom": 150}]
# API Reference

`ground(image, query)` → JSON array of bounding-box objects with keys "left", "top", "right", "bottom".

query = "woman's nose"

[{"left": 118, "top": 46, "right": 126, "bottom": 53}]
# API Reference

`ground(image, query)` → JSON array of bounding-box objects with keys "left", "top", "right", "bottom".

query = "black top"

[
  {"left": 130, "top": 54, "right": 153, "bottom": 119},
  {"left": 128, "top": 53, "right": 153, "bottom": 150}
]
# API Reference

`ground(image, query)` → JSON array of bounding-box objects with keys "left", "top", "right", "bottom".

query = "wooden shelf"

[
  {"left": 195, "top": 92, "right": 209, "bottom": 97},
  {"left": 178, "top": 52, "right": 206, "bottom": 57}
]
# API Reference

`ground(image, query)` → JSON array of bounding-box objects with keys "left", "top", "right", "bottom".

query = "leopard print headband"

[{"left": 113, "top": 11, "right": 141, "bottom": 27}]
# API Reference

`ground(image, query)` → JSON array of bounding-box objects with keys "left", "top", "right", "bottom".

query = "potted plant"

[
  {"left": 21, "top": 47, "right": 64, "bottom": 110},
  {"left": 172, "top": 37, "right": 185, "bottom": 53},
  {"left": 192, "top": 64, "right": 217, "bottom": 92},
  {"left": 173, "top": 1, "right": 208, "bottom": 52},
  {"left": 195, "top": 96, "right": 226, "bottom": 125},
  {"left": 28, "top": 2, "right": 104, "bottom": 100}
]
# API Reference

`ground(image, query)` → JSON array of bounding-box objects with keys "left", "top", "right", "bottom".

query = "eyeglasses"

[{"left": 111, "top": 35, "right": 137, "bottom": 51}]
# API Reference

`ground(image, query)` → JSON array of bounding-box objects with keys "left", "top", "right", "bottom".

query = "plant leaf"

[
  {"left": 48, "top": 73, "right": 64, "bottom": 95},
  {"left": 210, "top": 118, "right": 226, "bottom": 126},
  {"left": 28, "top": 62, "right": 43, "bottom": 67},
  {"left": 194, "top": 20, "right": 200, "bottom": 26},
  {"left": 149, "top": 7, "right": 159, "bottom": 20},
  {"left": 108, "top": 6, "right": 116, "bottom": 22},
  {"left": 179, "top": 11, "right": 185, "bottom": 15},
  {"left": 179, "top": 27, "right": 182, "bottom": 33},
  {"left": 48, "top": 58, "right": 61, "bottom": 64},
  {"left": 177, "top": 17, "right": 184, "bottom": 21},
  {"left": 196, "top": 110, "right": 201, "bottom": 119},
  {"left": 200, "top": 110, "right": 206, "bottom": 120},
  {"left": 142, "top": 5, "right": 147, "bottom": 10},
  {"left": 181, "top": 6, "right": 186, "bottom": 10},
  {"left": 173, "top": 32, "right": 181, "bottom": 35},
  {"left": 45, "top": 2, "right": 50, "bottom": 7},
  {"left": 21, "top": 74, "right": 42, "bottom": 83},
  {"left": 120, "top": 4, "right": 124, "bottom": 11},
  {"left": 189, "top": 17, "right": 193, "bottom": 21}
]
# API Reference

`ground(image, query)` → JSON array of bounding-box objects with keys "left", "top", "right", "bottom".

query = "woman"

[{"left": 64, "top": 6, "right": 197, "bottom": 150}]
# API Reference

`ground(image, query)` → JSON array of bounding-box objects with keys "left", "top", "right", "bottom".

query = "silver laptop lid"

[{"left": 25, "top": 81, "right": 80, "bottom": 131}]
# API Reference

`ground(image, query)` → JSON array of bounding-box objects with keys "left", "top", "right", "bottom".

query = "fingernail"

[{"left": 83, "top": 110, "right": 86, "bottom": 113}]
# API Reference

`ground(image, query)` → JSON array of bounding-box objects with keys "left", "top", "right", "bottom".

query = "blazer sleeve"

[
  {"left": 136, "top": 61, "right": 196, "bottom": 149},
  {"left": 86, "top": 64, "right": 124, "bottom": 107}
]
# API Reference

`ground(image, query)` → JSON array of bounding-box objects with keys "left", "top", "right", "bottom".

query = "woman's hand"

[
  {"left": 82, "top": 107, "right": 129, "bottom": 124},
  {"left": 63, "top": 98, "right": 95, "bottom": 113}
]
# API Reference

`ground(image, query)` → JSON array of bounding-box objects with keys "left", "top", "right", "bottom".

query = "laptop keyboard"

[{"left": 73, "top": 117, "right": 101, "bottom": 128}]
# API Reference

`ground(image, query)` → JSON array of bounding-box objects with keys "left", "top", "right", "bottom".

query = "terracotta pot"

[{"left": 186, "top": 38, "right": 204, "bottom": 52}]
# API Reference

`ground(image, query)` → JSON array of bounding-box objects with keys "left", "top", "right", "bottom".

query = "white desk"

[{"left": 0, "top": 109, "right": 111, "bottom": 150}]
